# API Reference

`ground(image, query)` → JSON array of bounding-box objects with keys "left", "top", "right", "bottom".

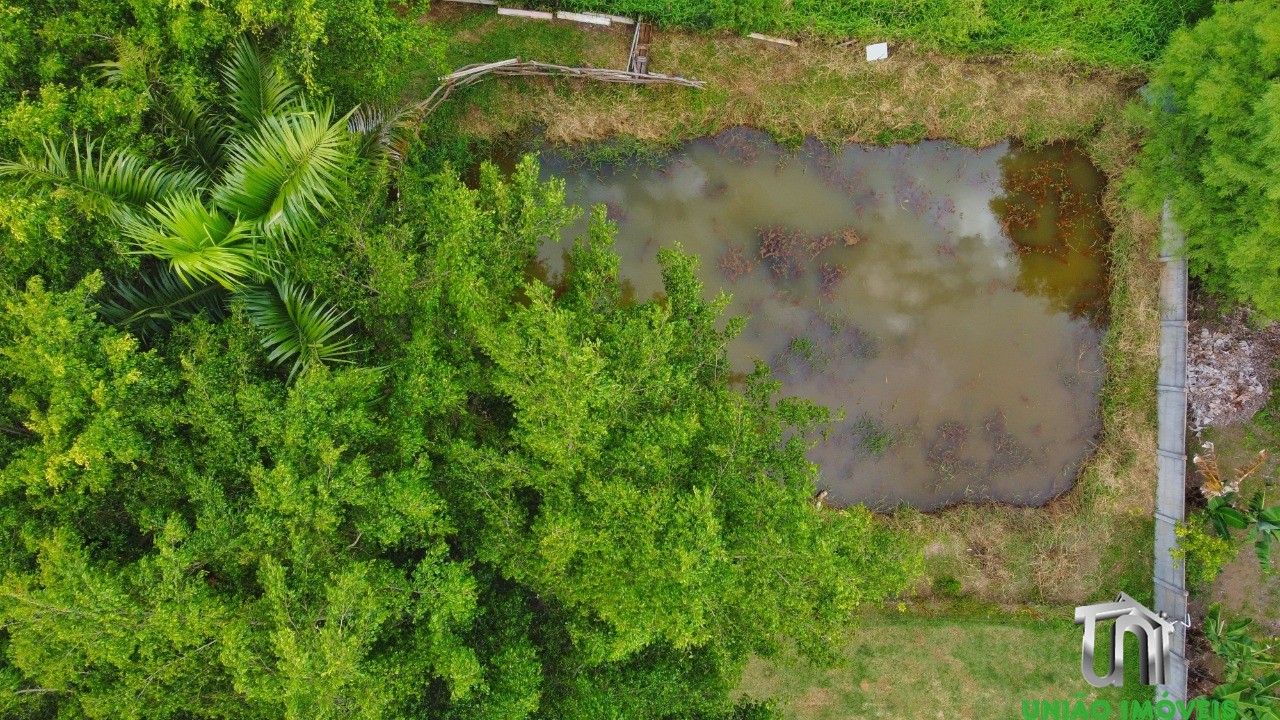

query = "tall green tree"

[
  {"left": 0, "top": 156, "right": 922, "bottom": 719},
  {"left": 2, "top": 38, "right": 362, "bottom": 378},
  {"left": 1132, "top": 0, "right": 1280, "bottom": 316}
]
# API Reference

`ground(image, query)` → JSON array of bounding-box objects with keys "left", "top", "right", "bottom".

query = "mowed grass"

[{"left": 736, "top": 616, "right": 1149, "bottom": 719}]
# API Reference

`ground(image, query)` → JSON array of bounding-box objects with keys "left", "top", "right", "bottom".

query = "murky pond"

[{"left": 529, "top": 129, "right": 1108, "bottom": 509}]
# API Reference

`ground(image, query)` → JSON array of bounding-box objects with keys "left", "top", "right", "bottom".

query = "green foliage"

[
  {"left": 1188, "top": 490, "right": 1280, "bottom": 575},
  {"left": 1173, "top": 512, "right": 1239, "bottom": 591},
  {"left": 1206, "top": 604, "right": 1280, "bottom": 719},
  {"left": 1247, "top": 491, "right": 1280, "bottom": 572},
  {"left": 853, "top": 415, "right": 897, "bottom": 457},
  {"left": 239, "top": 275, "right": 359, "bottom": 380},
  {"left": 119, "top": 193, "right": 264, "bottom": 288},
  {"left": 1132, "top": 0, "right": 1280, "bottom": 316},
  {"left": 97, "top": 266, "right": 228, "bottom": 341},
  {"left": 1206, "top": 493, "right": 1250, "bottom": 539},
  {"left": 0, "top": 154, "right": 923, "bottom": 718},
  {"left": 0, "top": 0, "right": 442, "bottom": 289},
  {"left": 0, "top": 136, "right": 203, "bottom": 218},
  {"left": 3, "top": 40, "right": 361, "bottom": 377},
  {"left": 552, "top": 0, "right": 1205, "bottom": 65},
  {"left": 934, "top": 575, "right": 963, "bottom": 598}
]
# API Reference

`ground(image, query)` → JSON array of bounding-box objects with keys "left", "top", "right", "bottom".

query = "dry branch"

[{"left": 373, "top": 57, "right": 705, "bottom": 159}]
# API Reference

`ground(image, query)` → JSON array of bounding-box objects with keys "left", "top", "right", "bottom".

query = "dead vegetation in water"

[
  {"left": 891, "top": 140, "right": 1163, "bottom": 606},
  {"left": 758, "top": 226, "right": 833, "bottom": 279},
  {"left": 817, "top": 263, "right": 849, "bottom": 301},
  {"left": 926, "top": 421, "right": 979, "bottom": 488},
  {"left": 717, "top": 242, "right": 757, "bottom": 282},
  {"left": 712, "top": 127, "right": 772, "bottom": 165},
  {"left": 994, "top": 147, "right": 1107, "bottom": 258},
  {"left": 984, "top": 412, "right": 1035, "bottom": 476}
]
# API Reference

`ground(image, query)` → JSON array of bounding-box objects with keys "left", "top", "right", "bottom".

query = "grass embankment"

[
  {"left": 736, "top": 612, "right": 1150, "bottom": 718},
  {"left": 421, "top": 8, "right": 1165, "bottom": 714},
  {"left": 509, "top": 0, "right": 1202, "bottom": 67},
  {"left": 429, "top": 4, "right": 1137, "bottom": 148}
]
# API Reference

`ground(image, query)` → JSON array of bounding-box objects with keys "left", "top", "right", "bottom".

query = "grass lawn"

[{"left": 736, "top": 615, "right": 1149, "bottom": 719}]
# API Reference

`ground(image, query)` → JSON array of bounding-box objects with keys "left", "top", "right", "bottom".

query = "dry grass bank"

[
  {"left": 429, "top": 6, "right": 1140, "bottom": 149},
  {"left": 426, "top": 7, "right": 1164, "bottom": 608}
]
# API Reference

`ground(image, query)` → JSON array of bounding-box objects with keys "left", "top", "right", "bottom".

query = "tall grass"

[{"left": 541, "top": 0, "right": 1208, "bottom": 66}]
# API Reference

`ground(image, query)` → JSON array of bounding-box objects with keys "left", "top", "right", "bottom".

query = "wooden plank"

[
  {"left": 748, "top": 32, "right": 798, "bottom": 47},
  {"left": 556, "top": 10, "right": 611, "bottom": 25},
  {"left": 497, "top": 7, "right": 554, "bottom": 19},
  {"left": 626, "top": 21, "right": 641, "bottom": 73},
  {"left": 443, "top": 57, "right": 519, "bottom": 82},
  {"left": 583, "top": 11, "right": 634, "bottom": 24},
  {"left": 634, "top": 22, "right": 652, "bottom": 74}
]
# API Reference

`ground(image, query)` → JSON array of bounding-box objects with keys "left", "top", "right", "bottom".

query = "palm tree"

[{"left": 1, "top": 38, "right": 365, "bottom": 379}]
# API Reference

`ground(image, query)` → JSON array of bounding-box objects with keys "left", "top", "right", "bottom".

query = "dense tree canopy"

[
  {"left": 1133, "top": 0, "right": 1280, "bottom": 317},
  {"left": 0, "top": 22, "right": 922, "bottom": 717}
]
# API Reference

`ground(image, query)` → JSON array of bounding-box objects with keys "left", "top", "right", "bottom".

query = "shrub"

[
  {"left": 1132, "top": 0, "right": 1280, "bottom": 317},
  {"left": 1175, "top": 512, "right": 1240, "bottom": 592}
]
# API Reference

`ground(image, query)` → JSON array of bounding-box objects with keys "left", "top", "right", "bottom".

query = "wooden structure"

[
  {"left": 496, "top": 7, "right": 552, "bottom": 18},
  {"left": 394, "top": 57, "right": 703, "bottom": 136},
  {"left": 628, "top": 22, "right": 652, "bottom": 74},
  {"left": 747, "top": 32, "right": 797, "bottom": 47}
]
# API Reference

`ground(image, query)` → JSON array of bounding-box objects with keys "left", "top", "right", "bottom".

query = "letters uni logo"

[{"left": 1073, "top": 592, "right": 1175, "bottom": 687}]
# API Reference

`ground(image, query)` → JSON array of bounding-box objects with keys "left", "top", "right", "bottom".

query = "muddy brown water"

[{"left": 522, "top": 129, "right": 1108, "bottom": 509}]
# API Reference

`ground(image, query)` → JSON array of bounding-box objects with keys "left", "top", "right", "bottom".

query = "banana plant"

[
  {"left": 1207, "top": 604, "right": 1280, "bottom": 719},
  {"left": 1206, "top": 493, "right": 1250, "bottom": 540},
  {"left": 1206, "top": 604, "right": 1277, "bottom": 679},
  {"left": 1212, "top": 677, "right": 1280, "bottom": 720},
  {"left": 1248, "top": 491, "right": 1280, "bottom": 572},
  {"left": 0, "top": 38, "right": 364, "bottom": 379}
]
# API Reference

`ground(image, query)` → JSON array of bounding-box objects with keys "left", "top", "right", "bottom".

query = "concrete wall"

[{"left": 1155, "top": 199, "right": 1190, "bottom": 702}]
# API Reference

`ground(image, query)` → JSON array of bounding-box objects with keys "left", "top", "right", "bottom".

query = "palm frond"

[
  {"left": 221, "top": 37, "right": 300, "bottom": 131},
  {"left": 120, "top": 192, "right": 267, "bottom": 289},
  {"left": 94, "top": 59, "right": 128, "bottom": 85},
  {"left": 0, "top": 137, "right": 205, "bottom": 217},
  {"left": 213, "top": 103, "right": 352, "bottom": 244},
  {"left": 238, "top": 276, "right": 358, "bottom": 380},
  {"left": 153, "top": 91, "right": 228, "bottom": 175},
  {"left": 98, "top": 267, "right": 228, "bottom": 341},
  {"left": 348, "top": 104, "right": 421, "bottom": 166}
]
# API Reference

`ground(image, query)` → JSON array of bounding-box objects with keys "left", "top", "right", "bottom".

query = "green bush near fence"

[{"left": 1131, "top": 0, "right": 1280, "bottom": 318}]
